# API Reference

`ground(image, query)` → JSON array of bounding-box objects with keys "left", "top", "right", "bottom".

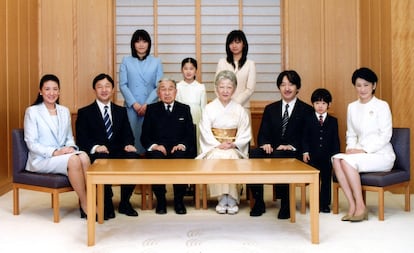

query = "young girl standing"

[{"left": 176, "top": 57, "right": 207, "bottom": 154}]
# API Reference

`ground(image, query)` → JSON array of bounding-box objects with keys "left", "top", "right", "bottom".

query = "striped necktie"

[
  {"left": 104, "top": 105, "right": 113, "bottom": 139},
  {"left": 319, "top": 115, "right": 324, "bottom": 126},
  {"left": 281, "top": 104, "right": 289, "bottom": 136}
]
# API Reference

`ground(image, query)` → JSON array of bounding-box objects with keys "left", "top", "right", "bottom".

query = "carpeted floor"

[{"left": 0, "top": 186, "right": 413, "bottom": 252}]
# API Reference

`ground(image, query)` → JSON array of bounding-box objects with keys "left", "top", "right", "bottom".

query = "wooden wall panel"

[
  {"left": 76, "top": 0, "right": 114, "bottom": 109},
  {"left": 324, "top": 0, "right": 359, "bottom": 149},
  {"left": 283, "top": 0, "right": 324, "bottom": 105},
  {"left": 283, "top": 0, "right": 359, "bottom": 150},
  {"left": 39, "top": 0, "right": 75, "bottom": 109},
  {"left": 0, "top": 0, "right": 39, "bottom": 195}
]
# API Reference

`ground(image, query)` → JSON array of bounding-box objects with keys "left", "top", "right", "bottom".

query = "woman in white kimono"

[
  {"left": 332, "top": 67, "right": 395, "bottom": 222},
  {"left": 24, "top": 74, "right": 91, "bottom": 218},
  {"left": 197, "top": 70, "right": 251, "bottom": 214}
]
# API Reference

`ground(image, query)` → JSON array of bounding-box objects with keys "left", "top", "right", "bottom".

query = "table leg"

[
  {"left": 309, "top": 176, "right": 320, "bottom": 244},
  {"left": 97, "top": 184, "right": 104, "bottom": 224},
  {"left": 87, "top": 181, "right": 96, "bottom": 246},
  {"left": 289, "top": 183, "right": 296, "bottom": 223}
]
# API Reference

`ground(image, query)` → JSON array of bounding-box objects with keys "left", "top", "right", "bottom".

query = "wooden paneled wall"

[
  {"left": 0, "top": 0, "right": 39, "bottom": 194},
  {"left": 1, "top": 0, "right": 413, "bottom": 194}
]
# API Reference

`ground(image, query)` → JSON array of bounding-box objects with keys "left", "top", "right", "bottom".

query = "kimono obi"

[{"left": 211, "top": 128, "right": 237, "bottom": 142}]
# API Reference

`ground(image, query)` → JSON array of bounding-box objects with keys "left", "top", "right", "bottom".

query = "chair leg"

[
  {"left": 52, "top": 191, "right": 60, "bottom": 223},
  {"left": 248, "top": 187, "right": 255, "bottom": 208},
  {"left": 13, "top": 186, "right": 20, "bottom": 215},
  {"left": 378, "top": 189, "right": 385, "bottom": 221},
  {"left": 332, "top": 182, "right": 339, "bottom": 214},
  {"left": 141, "top": 185, "right": 153, "bottom": 210},
  {"left": 202, "top": 184, "right": 208, "bottom": 209},
  {"left": 195, "top": 185, "right": 200, "bottom": 209},
  {"left": 405, "top": 184, "right": 411, "bottom": 212}
]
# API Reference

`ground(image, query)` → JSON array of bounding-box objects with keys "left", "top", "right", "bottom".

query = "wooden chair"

[
  {"left": 332, "top": 127, "right": 411, "bottom": 220},
  {"left": 12, "top": 128, "right": 74, "bottom": 223}
]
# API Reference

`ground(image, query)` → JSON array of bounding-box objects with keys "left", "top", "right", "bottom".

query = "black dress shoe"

[
  {"left": 104, "top": 207, "right": 115, "bottom": 220},
  {"left": 104, "top": 199, "right": 115, "bottom": 220},
  {"left": 156, "top": 204, "right": 167, "bottom": 215},
  {"left": 80, "top": 207, "right": 87, "bottom": 219},
  {"left": 250, "top": 200, "right": 266, "bottom": 217},
  {"left": 320, "top": 206, "right": 331, "bottom": 213},
  {"left": 174, "top": 202, "right": 187, "bottom": 215},
  {"left": 277, "top": 204, "right": 290, "bottom": 219},
  {"left": 119, "top": 201, "right": 138, "bottom": 217}
]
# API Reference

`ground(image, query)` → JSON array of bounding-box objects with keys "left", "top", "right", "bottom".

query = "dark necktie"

[
  {"left": 104, "top": 105, "right": 113, "bottom": 139},
  {"left": 319, "top": 115, "right": 324, "bottom": 126},
  {"left": 281, "top": 104, "right": 289, "bottom": 136},
  {"left": 166, "top": 104, "right": 171, "bottom": 115}
]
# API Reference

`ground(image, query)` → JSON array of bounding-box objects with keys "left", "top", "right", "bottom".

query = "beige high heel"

[
  {"left": 350, "top": 208, "right": 368, "bottom": 222},
  {"left": 341, "top": 214, "right": 353, "bottom": 221}
]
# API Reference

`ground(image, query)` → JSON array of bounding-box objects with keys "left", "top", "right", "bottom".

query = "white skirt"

[{"left": 332, "top": 152, "right": 395, "bottom": 173}]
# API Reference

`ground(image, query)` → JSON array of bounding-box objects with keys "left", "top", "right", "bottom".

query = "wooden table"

[{"left": 86, "top": 158, "right": 320, "bottom": 246}]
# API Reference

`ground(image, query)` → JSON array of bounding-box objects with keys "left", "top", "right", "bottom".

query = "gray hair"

[
  {"left": 214, "top": 70, "right": 237, "bottom": 89},
  {"left": 157, "top": 77, "right": 177, "bottom": 89}
]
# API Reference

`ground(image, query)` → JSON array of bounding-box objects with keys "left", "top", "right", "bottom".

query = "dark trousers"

[
  {"left": 145, "top": 149, "right": 192, "bottom": 203},
  {"left": 91, "top": 151, "right": 140, "bottom": 205},
  {"left": 248, "top": 147, "right": 297, "bottom": 203},
  {"left": 308, "top": 157, "right": 332, "bottom": 208}
]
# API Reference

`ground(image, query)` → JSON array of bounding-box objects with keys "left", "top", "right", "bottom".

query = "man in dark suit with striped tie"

[
  {"left": 249, "top": 70, "right": 313, "bottom": 219},
  {"left": 141, "top": 77, "right": 196, "bottom": 215},
  {"left": 76, "top": 73, "right": 139, "bottom": 220}
]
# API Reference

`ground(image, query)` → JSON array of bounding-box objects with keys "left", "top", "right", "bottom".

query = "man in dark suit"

[
  {"left": 76, "top": 73, "right": 139, "bottom": 220},
  {"left": 302, "top": 88, "right": 340, "bottom": 213},
  {"left": 249, "top": 70, "right": 313, "bottom": 219},
  {"left": 141, "top": 77, "right": 196, "bottom": 215}
]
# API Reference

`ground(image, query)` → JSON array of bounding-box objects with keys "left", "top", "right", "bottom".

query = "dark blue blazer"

[
  {"left": 141, "top": 101, "right": 195, "bottom": 156},
  {"left": 302, "top": 113, "right": 340, "bottom": 166},
  {"left": 257, "top": 99, "right": 313, "bottom": 156},
  {"left": 76, "top": 101, "right": 135, "bottom": 155}
]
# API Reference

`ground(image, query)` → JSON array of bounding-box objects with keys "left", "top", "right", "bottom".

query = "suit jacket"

[
  {"left": 302, "top": 113, "right": 340, "bottom": 168},
  {"left": 76, "top": 101, "right": 135, "bottom": 156},
  {"left": 24, "top": 103, "right": 78, "bottom": 170},
  {"left": 141, "top": 101, "right": 195, "bottom": 156},
  {"left": 257, "top": 98, "right": 313, "bottom": 156}
]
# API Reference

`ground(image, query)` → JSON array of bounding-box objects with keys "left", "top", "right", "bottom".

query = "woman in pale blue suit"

[
  {"left": 24, "top": 74, "right": 91, "bottom": 218},
  {"left": 119, "top": 29, "right": 163, "bottom": 154}
]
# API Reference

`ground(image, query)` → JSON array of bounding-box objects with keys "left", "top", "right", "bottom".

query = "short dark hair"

[
  {"left": 130, "top": 29, "right": 151, "bottom": 60},
  {"left": 276, "top": 70, "right": 301, "bottom": 89},
  {"left": 351, "top": 67, "right": 378, "bottom": 94},
  {"left": 352, "top": 67, "right": 378, "bottom": 84},
  {"left": 311, "top": 88, "right": 332, "bottom": 103},
  {"left": 92, "top": 73, "right": 114, "bottom": 89}
]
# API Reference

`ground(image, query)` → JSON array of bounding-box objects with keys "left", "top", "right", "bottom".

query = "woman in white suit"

[
  {"left": 332, "top": 67, "right": 395, "bottom": 222},
  {"left": 24, "top": 74, "right": 91, "bottom": 218}
]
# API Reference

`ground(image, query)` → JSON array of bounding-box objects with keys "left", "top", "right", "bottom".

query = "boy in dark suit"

[
  {"left": 76, "top": 73, "right": 139, "bottom": 220},
  {"left": 141, "top": 77, "right": 196, "bottom": 215},
  {"left": 302, "top": 88, "right": 340, "bottom": 213},
  {"left": 249, "top": 70, "right": 313, "bottom": 219}
]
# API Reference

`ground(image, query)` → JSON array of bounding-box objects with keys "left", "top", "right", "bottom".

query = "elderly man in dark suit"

[
  {"left": 141, "top": 77, "right": 196, "bottom": 215},
  {"left": 249, "top": 70, "right": 313, "bottom": 219},
  {"left": 76, "top": 73, "right": 139, "bottom": 220}
]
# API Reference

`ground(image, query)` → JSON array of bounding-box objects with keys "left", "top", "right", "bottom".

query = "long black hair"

[
  {"left": 225, "top": 30, "right": 249, "bottom": 70},
  {"left": 32, "top": 74, "right": 60, "bottom": 105}
]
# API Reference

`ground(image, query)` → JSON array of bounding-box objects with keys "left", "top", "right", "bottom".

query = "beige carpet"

[{"left": 0, "top": 186, "right": 413, "bottom": 252}]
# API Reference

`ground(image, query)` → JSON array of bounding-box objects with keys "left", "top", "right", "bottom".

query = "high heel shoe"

[
  {"left": 350, "top": 208, "right": 368, "bottom": 222},
  {"left": 341, "top": 214, "right": 353, "bottom": 221}
]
